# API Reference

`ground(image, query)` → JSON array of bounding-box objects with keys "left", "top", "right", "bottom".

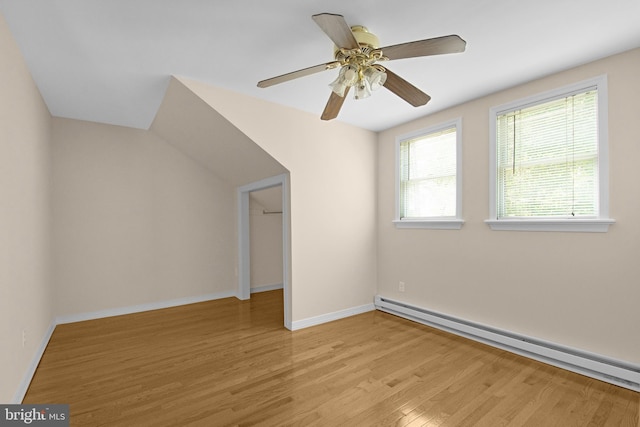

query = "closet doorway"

[
  {"left": 237, "top": 174, "right": 291, "bottom": 329},
  {"left": 249, "top": 186, "right": 283, "bottom": 293}
]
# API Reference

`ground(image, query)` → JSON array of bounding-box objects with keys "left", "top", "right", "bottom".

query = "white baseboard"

[
  {"left": 375, "top": 295, "right": 640, "bottom": 392},
  {"left": 12, "top": 321, "right": 56, "bottom": 403},
  {"left": 250, "top": 283, "right": 284, "bottom": 294},
  {"left": 55, "top": 290, "right": 236, "bottom": 325},
  {"left": 291, "top": 303, "right": 375, "bottom": 331}
]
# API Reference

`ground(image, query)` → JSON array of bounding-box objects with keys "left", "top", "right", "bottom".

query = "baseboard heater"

[{"left": 375, "top": 295, "right": 640, "bottom": 392}]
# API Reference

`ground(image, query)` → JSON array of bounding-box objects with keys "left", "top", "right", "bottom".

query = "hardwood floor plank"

[{"left": 23, "top": 290, "right": 639, "bottom": 426}]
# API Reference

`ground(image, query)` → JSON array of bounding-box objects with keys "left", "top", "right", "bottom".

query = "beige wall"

[
  {"left": 150, "top": 77, "right": 287, "bottom": 188},
  {"left": 377, "top": 48, "right": 640, "bottom": 364},
  {"left": 52, "top": 118, "right": 237, "bottom": 316},
  {"left": 176, "top": 77, "right": 378, "bottom": 322},
  {"left": 0, "top": 13, "right": 52, "bottom": 402}
]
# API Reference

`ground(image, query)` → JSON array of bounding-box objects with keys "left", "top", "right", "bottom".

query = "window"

[
  {"left": 487, "top": 76, "right": 614, "bottom": 232},
  {"left": 394, "top": 118, "right": 463, "bottom": 229}
]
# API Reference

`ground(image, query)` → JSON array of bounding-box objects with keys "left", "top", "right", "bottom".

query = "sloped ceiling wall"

[
  {"left": 150, "top": 77, "right": 287, "bottom": 187},
  {"left": 170, "top": 77, "right": 378, "bottom": 323}
]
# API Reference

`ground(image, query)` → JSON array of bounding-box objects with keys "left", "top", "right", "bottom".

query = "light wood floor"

[{"left": 25, "top": 290, "right": 639, "bottom": 426}]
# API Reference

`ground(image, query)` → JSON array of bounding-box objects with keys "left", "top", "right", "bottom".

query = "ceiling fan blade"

[
  {"left": 383, "top": 68, "right": 431, "bottom": 107},
  {"left": 312, "top": 13, "right": 360, "bottom": 50},
  {"left": 257, "top": 62, "right": 337, "bottom": 88},
  {"left": 321, "top": 87, "right": 350, "bottom": 121},
  {"left": 381, "top": 35, "right": 466, "bottom": 60}
]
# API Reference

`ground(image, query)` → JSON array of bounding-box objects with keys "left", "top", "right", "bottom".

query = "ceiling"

[{"left": 1, "top": 1, "right": 639, "bottom": 132}]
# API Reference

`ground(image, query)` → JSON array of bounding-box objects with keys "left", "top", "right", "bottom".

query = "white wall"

[
  {"left": 0, "top": 13, "right": 52, "bottom": 402},
  {"left": 174, "top": 77, "right": 378, "bottom": 323},
  {"left": 52, "top": 118, "right": 237, "bottom": 316},
  {"left": 377, "top": 48, "right": 640, "bottom": 364}
]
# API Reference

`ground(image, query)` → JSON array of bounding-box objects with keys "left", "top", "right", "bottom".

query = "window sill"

[
  {"left": 393, "top": 219, "right": 464, "bottom": 230},
  {"left": 484, "top": 218, "right": 615, "bottom": 233}
]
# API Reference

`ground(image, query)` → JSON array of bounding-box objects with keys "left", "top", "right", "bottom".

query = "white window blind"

[
  {"left": 496, "top": 89, "right": 599, "bottom": 218},
  {"left": 400, "top": 126, "right": 457, "bottom": 218}
]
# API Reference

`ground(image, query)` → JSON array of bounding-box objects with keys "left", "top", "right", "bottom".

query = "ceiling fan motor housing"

[{"left": 333, "top": 25, "right": 380, "bottom": 55}]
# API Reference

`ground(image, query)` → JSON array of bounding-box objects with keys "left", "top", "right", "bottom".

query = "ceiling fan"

[{"left": 257, "top": 13, "right": 466, "bottom": 121}]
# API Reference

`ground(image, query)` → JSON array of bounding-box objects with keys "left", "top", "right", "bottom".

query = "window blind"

[
  {"left": 496, "top": 89, "right": 598, "bottom": 218},
  {"left": 400, "top": 127, "right": 457, "bottom": 218}
]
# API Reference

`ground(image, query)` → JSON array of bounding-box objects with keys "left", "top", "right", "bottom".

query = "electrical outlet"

[
  {"left": 22, "top": 330, "right": 26, "bottom": 348},
  {"left": 399, "top": 281, "right": 405, "bottom": 292}
]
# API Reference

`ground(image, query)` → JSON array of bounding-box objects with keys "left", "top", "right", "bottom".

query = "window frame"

[
  {"left": 486, "top": 75, "right": 614, "bottom": 232},
  {"left": 394, "top": 118, "right": 464, "bottom": 230}
]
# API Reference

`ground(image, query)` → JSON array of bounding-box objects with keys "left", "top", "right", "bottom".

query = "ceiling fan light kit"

[
  {"left": 329, "top": 26, "right": 389, "bottom": 100},
  {"left": 257, "top": 13, "right": 466, "bottom": 121}
]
